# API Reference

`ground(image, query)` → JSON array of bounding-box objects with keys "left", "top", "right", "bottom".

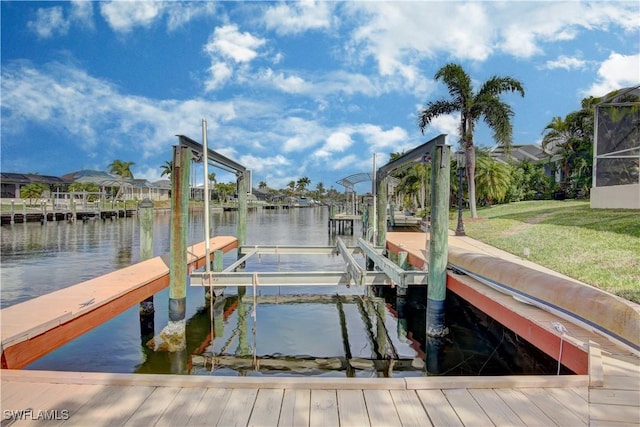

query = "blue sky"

[{"left": 2, "top": 1, "right": 639, "bottom": 191}]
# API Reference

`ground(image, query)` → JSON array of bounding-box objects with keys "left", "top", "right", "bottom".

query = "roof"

[{"left": 490, "top": 144, "right": 548, "bottom": 163}]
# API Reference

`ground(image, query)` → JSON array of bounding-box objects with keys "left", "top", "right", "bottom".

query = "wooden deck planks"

[
  {"left": 278, "top": 389, "right": 310, "bottom": 427},
  {"left": 416, "top": 389, "right": 463, "bottom": 427},
  {"left": 155, "top": 387, "right": 207, "bottom": 427},
  {"left": 519, "top": 387, "right": 586, "bottom": 426},
  {"left": 337, "top": 389, "right": 369, "bottom": 427},
  {"left": 493, "top": 388, "right": 557, "bottom": 427},
  {"left": 123, "top": 386, "right": 181, "bottom": 426},
  {"left": 187, "top": 388, "right": 233, "bottom": 426},
  {"left": 216, "top": 388, "right": 259, "bottom": 427},
  {"left": 309, "top": 389, "right": 339, "bottom": 427},
  {"left": 442, "top": 388, "right": 493, "bottom": 427},
  {"left": 468, "top": 388, "right": 526, "bottom": 427},
  {"left": 61, "top": 385, "right": 154, "bottom": 426},
  {"left": 363, "top": 389, "right": 402, "bottom": 427},
  {"left": 248, "top": 389, "right": 284, "bottom": 427},
  {"left": 390, "top": 390, "right": 433, "bottom": 427}
]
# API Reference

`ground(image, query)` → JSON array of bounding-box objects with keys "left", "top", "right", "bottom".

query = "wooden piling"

[
  {"left": 426, "top": 142, "right": 450, "bottom": 337},
  {"left": 161, "top": 144, "right": 191, "bottom": 351},
  {"left": 237, "top": 171, "right": 248, "bottom": 248},
  {"left": 376, "top": 177, "right": 388, "bottom": 247}
]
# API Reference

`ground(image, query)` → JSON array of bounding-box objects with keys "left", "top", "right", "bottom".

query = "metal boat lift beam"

[
  {"left": 190, "top": 270, "right": 427, "bottom": 287},
  {"left": 177, "top": 134, "right": 246, "bottom": 175},
  {"left": 357, "top": 238, "right": 428, "bottom": 288}
]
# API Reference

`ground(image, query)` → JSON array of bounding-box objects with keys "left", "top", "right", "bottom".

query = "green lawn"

[{"left": 451, "top": 200, "right": 640, "bottom": 303}]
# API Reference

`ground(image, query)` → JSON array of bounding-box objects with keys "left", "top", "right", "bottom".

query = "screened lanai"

[{"left": 591, "top": 84, "right": 640, "bottom": 209}]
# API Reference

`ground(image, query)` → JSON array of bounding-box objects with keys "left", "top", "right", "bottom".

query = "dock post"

[
  {"left": 395, "top": 251, "right": 408, "bottom": 340},
  {"left": 376, "top": 177, "right": 388, "bottom": 247},
  {"left": 237, "top": 171, "right": 248, "bottom": 249},
  {"left": 10, "top": 200, "right": 15, "bottom": 225},
  {"left": 426, "top": 142, "right": 450, "bottom": 337},
  {"left": 139, "top": 198, "right": 155, "bottom": 343},
  {"left": 205, "top": 250, "right": 223, "bottom": 303},
  {"left": 153, "top": 144, "right": 190, "bottom": 352}
]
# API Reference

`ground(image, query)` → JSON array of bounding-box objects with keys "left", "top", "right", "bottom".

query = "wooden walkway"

[{"left": 2, "top": 369, "right": 593, "bottom": 426}]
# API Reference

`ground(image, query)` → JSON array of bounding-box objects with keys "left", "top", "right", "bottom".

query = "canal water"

[{"left": 0, "top": 207, "right": 565, "bottom": 376}]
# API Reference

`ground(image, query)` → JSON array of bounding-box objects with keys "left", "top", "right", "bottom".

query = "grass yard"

[{"left": 452, "top": 200, "right": 640, "bottom": 304}]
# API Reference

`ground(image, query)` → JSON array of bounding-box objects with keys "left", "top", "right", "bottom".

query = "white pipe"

[{"left": 202, "top": 119, "right": 211, "bottom": 277}]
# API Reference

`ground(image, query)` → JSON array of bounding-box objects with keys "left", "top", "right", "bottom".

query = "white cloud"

[
  {"left": 344, "top": 1, "right": 640, "bottom": 89},
  {"left": 28, "top": 6, "right": 70, "bottom": 38},
  {"left": 263, "top": 0, "right": 334, "bottom": 35},
  {"left": 165, "top": 2, "right": 216, "bottom": 31},
  {"left": 239, "top": 154, "right": 290, "bottom": 174},
  {"left": 1, "top": 61, "right": 238, "bottom": 160},
  {"left": 99, "top": 1, "right": 164, "bottom": 33},
  {"left": 543, "top": 55, "right": 588, "bottom": 71},
  {"left": 586, "top": 52, "right": 640, "bottom": 97},
  {"left": 27, "top": 1, "right": 94, "bottom": 38},
  {"left": 205, "top": 25, "right": 266, "bottom": 63},
  {"left": 205, "top": 62, "right": 233, "bottom": 91}
]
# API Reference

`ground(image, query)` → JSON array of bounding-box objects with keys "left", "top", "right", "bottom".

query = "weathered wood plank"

[
  {"left": 590, "top": 388, "right": 640, "bottom": 406},
  {"left": 309, "top": 390, "right": 338, "bottom": 427},
  {"left": 123, "top": 387, "right": 181, "bottom": 426},
  {"left": 279, "top": 389, "right": 310, "bottom": 427},
  {"left": 363, "top": 389, "right": 402, "bottom": 427},
  {"left": 602, "top": 374, "right": 640, "bottom": 390},
  {"left": 493, "top": 388, "right": 557, "bottom": 426},
  {"left": 520, "top": 388, "right": 586, "bottom": 426},
  {"left": 187, "top": 388, "right": 232, "bottom": 426},
  {"left": 389, "top": 390, "right": 433, "bottom": 427},
  {"left": 155, "top": 387, "right": 207, "bottom": 426},
  {"left": 416, "top": 389, "right": 463, "bottom": 427},
  {"left": 546, "top": 387, "right": 589, "bottom": 424},
  {"left": 62, "top": 385, "right": 153, "bottom": 426},
  {"left": 248, "top": 389, "right": 284, "bottom": 427},
  {"left": 442, "top": 388, "right": 493, "bottom": 427},
  {"left": 590, "top": 403, "right": 640, "bottom": 424},
  {"left": 216, "top": 388, "right": 258, "bottom": 427},
  {"left": 337, "top": 390, "right": 369, "bottom": 427},
  {"left": 468, "top": 388, "right": 525, "bottom": 426},
  {"left": 11, "top": 384, "right": 104, "bottom": 427}
]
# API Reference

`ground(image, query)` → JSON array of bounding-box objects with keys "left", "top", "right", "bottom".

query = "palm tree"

[
  {"left": 258, "top": 181, "right": 268, "bottom": 189},
  {"left": 542, "top": 100, "right": 595, "bottom": 196},
  {"left": 296, "top": 176, "right": 311, "bottom": 194},
  {"left": 474, "top": 152, "right": 512, "bottom": 205},
  {"left": 108, "top": 159, "right": 135, "bottom": 200},
  {"left": 286, "top": 180, "right": 296, "bottom": 196},
  {"left": 418, "top": 63, "right": 525, "bottom": 217},
  {"left": 160, "top": 160, "right": 173, "bottom": 179},
  {"left": 207, "top": 172, "right": 216, "bottom": 201},
  {"left": 20, "top": 183, "right": 47, "bottom": 206}
]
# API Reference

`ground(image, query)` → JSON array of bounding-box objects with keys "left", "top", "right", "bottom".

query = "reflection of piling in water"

[{"left": 138, "top": 198, "right": 155, "bottom": 344}]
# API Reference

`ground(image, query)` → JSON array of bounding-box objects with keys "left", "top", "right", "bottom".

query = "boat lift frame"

[{"left": 190, "top": 237, "right": 428, "bottom": 288}]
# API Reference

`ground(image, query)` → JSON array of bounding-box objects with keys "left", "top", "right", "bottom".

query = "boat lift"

[{"left": 190, "top": 237, "right": 428, "bottom": 288}]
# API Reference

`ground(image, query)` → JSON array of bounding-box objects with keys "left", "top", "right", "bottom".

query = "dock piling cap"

[{"left": 139, "top": 198, "right": 153, "bottom": 208}]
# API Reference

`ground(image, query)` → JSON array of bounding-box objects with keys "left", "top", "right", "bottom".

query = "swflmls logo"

[{"left": 3, "top": 409, "right": 70, "bottom": 421}]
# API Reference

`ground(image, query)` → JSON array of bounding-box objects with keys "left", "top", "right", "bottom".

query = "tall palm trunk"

[{"left": 465, "top": 141, "right": 477, "bottom": 218}]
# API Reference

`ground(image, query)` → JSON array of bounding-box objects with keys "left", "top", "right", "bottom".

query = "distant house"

[
  {"left": 0, "top": 173, "right": 69, "bottom": 198},
  {"left": 489, "top": 144, "right": 557, "bottom": 180}
]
